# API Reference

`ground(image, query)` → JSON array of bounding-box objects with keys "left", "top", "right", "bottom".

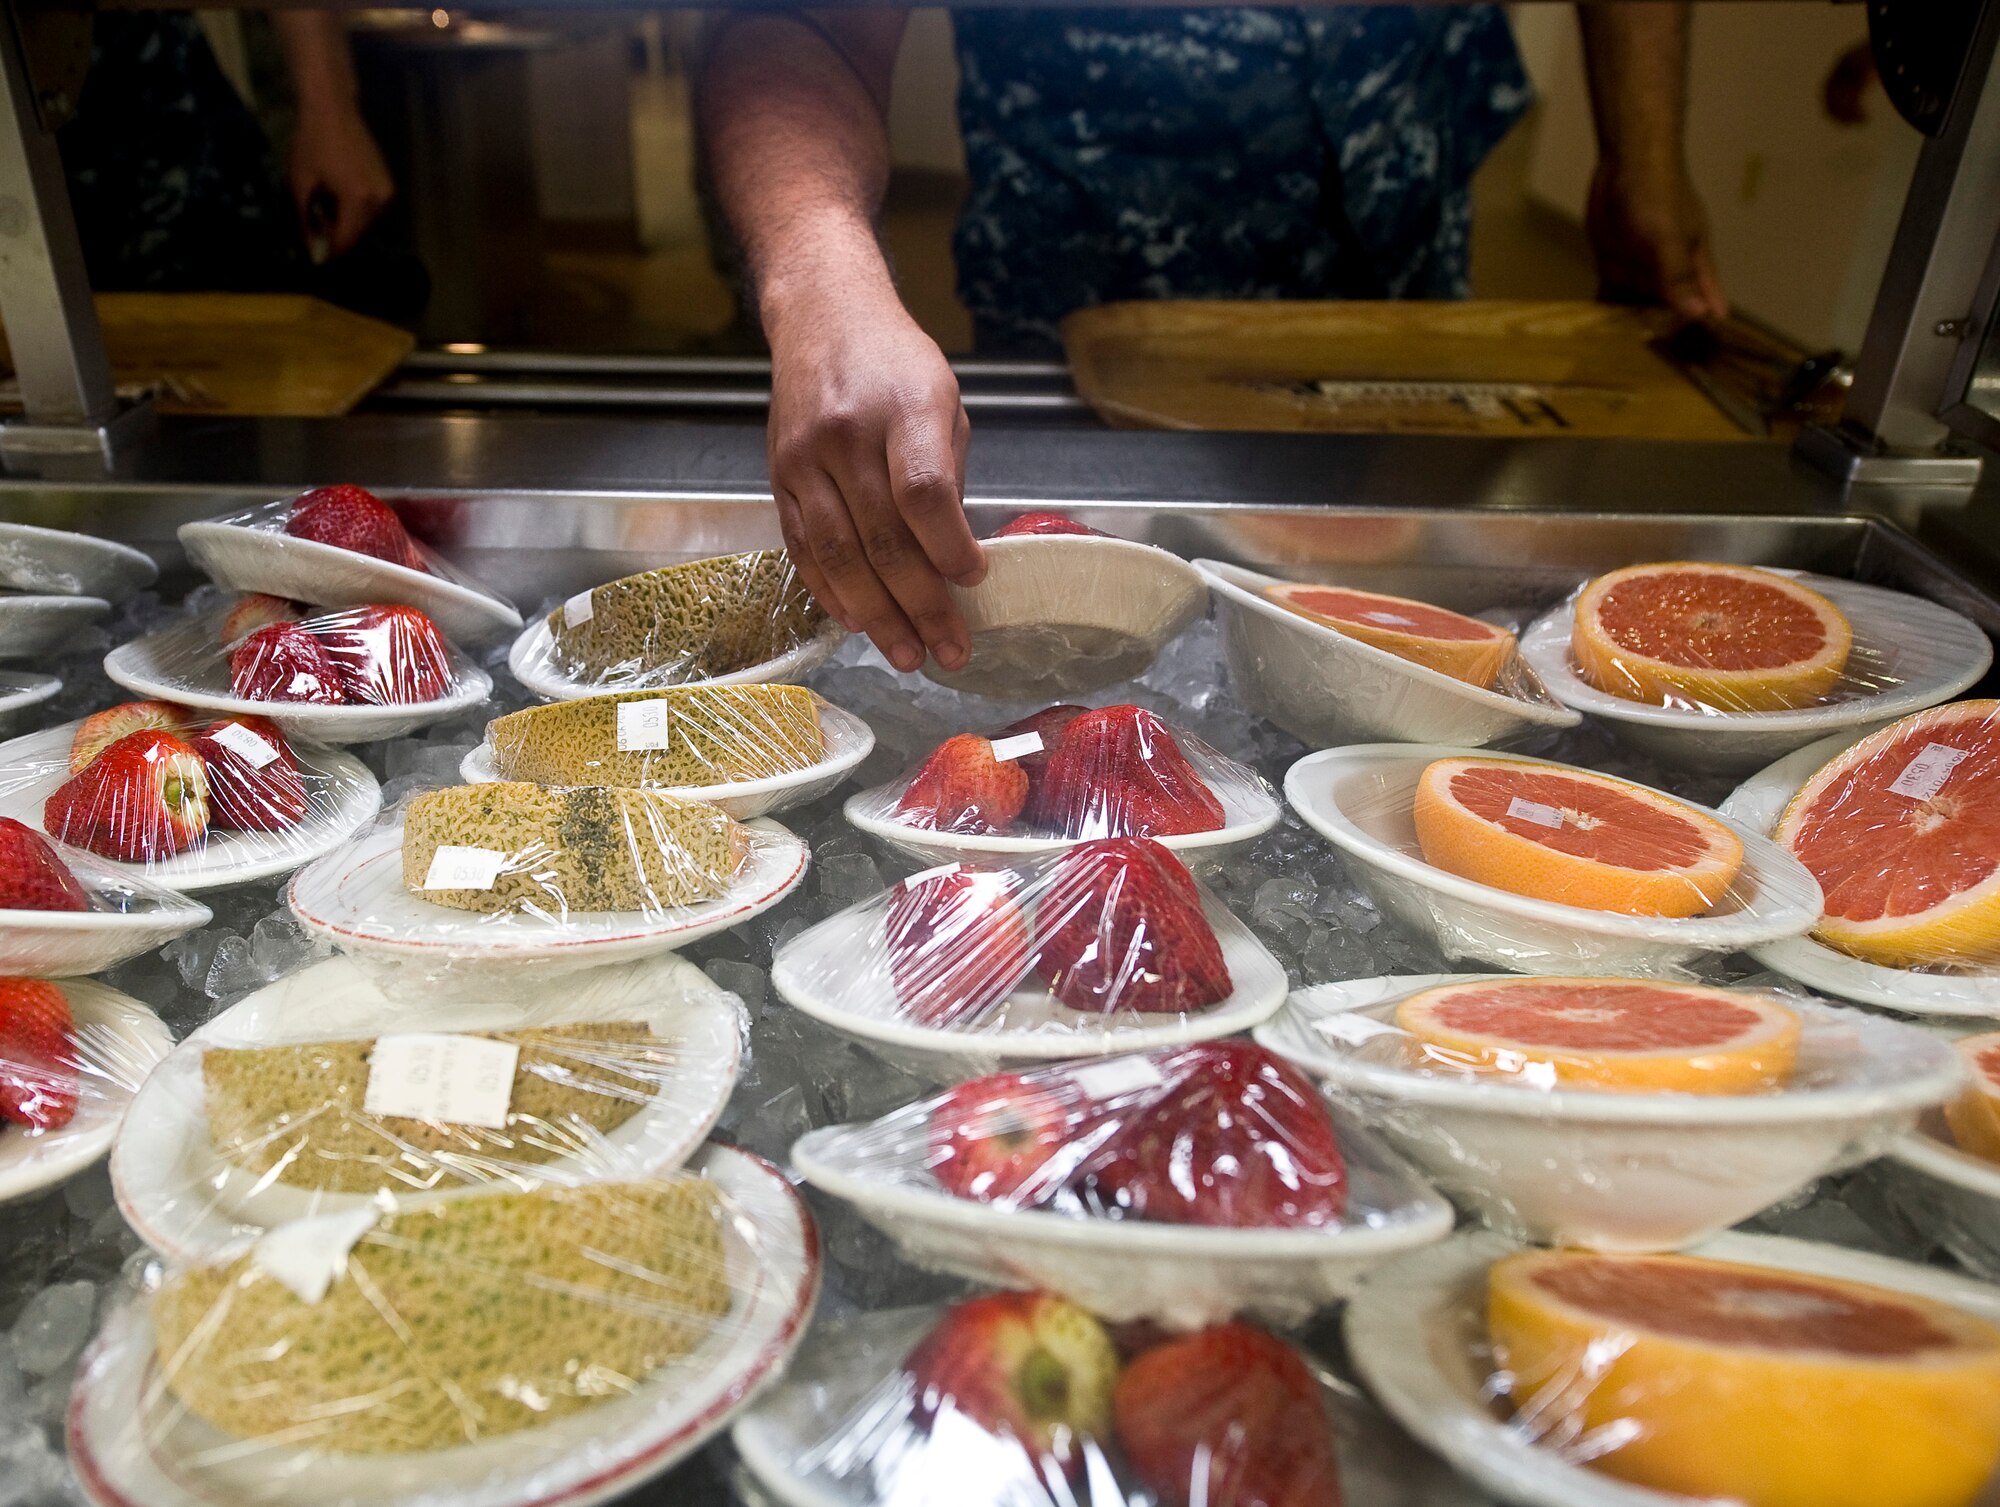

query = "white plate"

[
  {"left": 923, "top": 535, "right": 1207, "bottom": 700},
  {"left": 792, "top": 1101, "right": 1451, "bottom": 1328},
  {"left": 1198, "top": 560, "right": 1579, "bottom": 749},
  {"left": 105, "top": 614, "right": 495, "bottom": 746},
  {"left": 0, "top": 671, "right": 62, "bottom": 734},
  {"left": 1258, "top": 973, "right": 1961, "bottom": 1250},
  {"left": 463, "top": 703, "right": 877, "bottom": 821},
  {"left": 1722, "top": 729, "right": 2000, "bottom": 1017},
  {"left": 1519, "top": 572, "right": 1993, "bottom": 775},
  {"left": 0, "top": 849, "right": 211, "bottom": 978},
  {"left": 1284, "top": 744, "right": 1823, "bottom": 976},
  {"left": 0, "top": 980, "right": 172, "bottom": 1206},
  {"left": 178, "top": 517, "right": 523, "bottom": 642},
  {"left": 0, "top": 523, "right": 156, "bottom": 602},
  {"left": 289, "top": 817, "right": 810, "bottom": 967},
  {"left": 1345, "top": 1229, "right": 2000, "bottom": 1507},
  {"left": 112, "top": 952, "right": 747, "bottom": 1262},
  {"left": 0, "top": 723, "right": 382, "bottom": 894},
  {"left": 71, "top": 1143, "right": 820, "bottom": 1507},
  {"left": 1880, "top": 1121, "right": 2000, "bottom": 1281},
  {"left": 509, "top": 614, "right": 847, "bottom": 703},
  {"left": 0, "top": 594, "right": 108, "bottom": 659},
  {"left": 770, "top": 892, "right": 1289, "bottom": 1084}
]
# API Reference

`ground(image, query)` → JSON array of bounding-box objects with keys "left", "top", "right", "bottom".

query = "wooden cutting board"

[
  {"left": 0, "top": 293, "right": 413, "bottom": 417},
  {"left": 1062, "top": 299, "right": 1754, "bottom": 440}
]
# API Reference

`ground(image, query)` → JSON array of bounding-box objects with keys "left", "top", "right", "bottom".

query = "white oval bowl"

[
  {"left": 0, "top": 670, "right": 62, "bottom": 735},
  {"left": 0, "top": 849, "right": 210, "bottom": 978},
  {"left": 0, "top": 594, "right": 108, "bottom": 659},
  {"left": 1876, "top": 1121, "right": 2000, "bottom": 1282},
  {"left": 0, "top": 523, "right": 156, "bottom": 602},
  {"left": 509, "top": 613, "right": 846, "bottom": 703}
]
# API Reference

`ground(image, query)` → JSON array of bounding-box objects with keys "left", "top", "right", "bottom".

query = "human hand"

[
  {"left": 765, "top": 282, "right": 982, "bottom": 673},
  {"left": 1586, "top": 159, "right": 1728, "bottom": 324},
  {"left": 289, "top": 96, "right": 394, "bottom": 259}
]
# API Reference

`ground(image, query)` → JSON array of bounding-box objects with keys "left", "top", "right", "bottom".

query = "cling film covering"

[
  {"left": 484, "top": 683, "right": 831, "bottom": 789},
  {"left": 0, "top": 815, "right": 212, "bottom": 975},
  {"left": 0, "top": 975, "right": 170, "bottom": 1177},
  {"left": 185, "top": 489, "right": 508, "bottom": 600}
]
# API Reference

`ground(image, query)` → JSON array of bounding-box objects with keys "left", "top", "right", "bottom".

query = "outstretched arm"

[
  {"left": 272, "top": 11, "right": 393, "bottom": 259},
  {"left": 698, "top": 9, "right": 981, "bottom": 674}
]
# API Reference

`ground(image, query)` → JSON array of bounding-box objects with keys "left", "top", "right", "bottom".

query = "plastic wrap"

[
  {"left": 0, "top": 520, "right": 157, "bottom": 601},
  {"left": 770, "top": 837, "right": 1288, "bottom": 1080},
  {"left": 0, "top": 815, "right": 212, "bottom": 975},
  {"left": 1285, "top": 744, "right": 1822, "bottom": 977},
  {"left": 1257, "top": 972, "right": 1961, "bottom": 1249},
  {"left": 71, "top": 1145, "right": 820, "bottom": 1507},
  {"left": 0, "top": 706, "right": 381, "bottom": 890},
  {"left": 846, "top": 704, "right": 1278, "bottom": 860}
]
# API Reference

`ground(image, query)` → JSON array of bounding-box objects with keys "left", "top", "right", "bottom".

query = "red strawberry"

[
  {"left": 284, "top": 485, "right": 428, "bottom": 572},
  {"left": 0, "top": 979, "right": 76, "bottom": 1129},
  {"left": 886, "top": 867, "right": 1034, "bottom": 1026},
  {"left": 927, "top": 1070, "right": 1090, "bottom": 1205},
  {"left": 991, "top": 513, "right": 1105, "bottom": 539},
  {"left": 230, "top": 623, "right": 347, "bottom": 705},
  {"left": 218, "top": 593, "right": 303, "bottom": 647},
  {"left": 68, "top": 701, "right": 196, "bottom": 775},
  {"left": 44, "top": 730, "right": 210, "bottom": 862},
  {"left": 1033, "top": 838, "right": 1230, "bottom": 1014},
  {"left": 193, "top": 715, "right": 308, "bottom": 832},
  {"left": 0, "top": 819, "right": 87, "bottom": 912},
  {"left": 310, "top": 604, "right": 454, "bottom": 705},
  {"left": 1114, "top": 1324, "right": 1341, "bottom": 1507},
  {"left": 1067, "top": 1042, "right": 1346, "bottom": 1228},
  {"left": 904, "top": 1291, "right": 1119, "bottom": 1474},
  {"left": 895, "top": 734, "right": 1030, "bottom": 835},
  {"left": 986, "top": 704, "right": 1087, "bottom": 790},
  {"left": 1027, "top": 706, "right": 1225, "bottom": 838}
]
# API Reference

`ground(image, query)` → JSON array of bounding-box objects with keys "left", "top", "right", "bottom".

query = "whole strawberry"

[
  {"left": 218, "top": 593, "right": 304, "bottom": 647},
  {"left": 927, "top": 1069, "right": 1093, "bottom": 1205},
  {"left": 284, "top": 485, "right": 428, "bottom": 572},
  {"left": 230, "top": 623, "right": 347, "bottom": 705},
  {"left": 986, "top": 704, "right": 1087, "bottom": 790},
  {"left": 1027, "top": 706, "right": 1225, "bottom": 838},
  {"left": 0, "top": 978, "right": 77, "bottom": 1129},
  {"left": 311, "top": 604, "right": 453, "bottom": 704},
  {"left": 44, "top": 729, "right": 210, "bottom": 862},
  {"left": 193, "top": 715, "right": 308, "bottom": 832},
  {"left": 68, "top": 701, "right": 196, "bottom": 775},
  {"left": 0, "top": 818, "right": 88, "bottom": 912},
  {"left": 896, "top": 734, "right": 1030, "bottom": 835},
  {"left": 991, "top": 513, "right": 1106, "bottom": 539},
  {"left": 886, "top": 867, "right": 1033, "bottom": 1026},
  {"left": 1114, "top": 1323, "right": 1341, "bottom": 1507},
  {"left": 1033, "top": 838, "right": 1230, "bottom": 1014}
]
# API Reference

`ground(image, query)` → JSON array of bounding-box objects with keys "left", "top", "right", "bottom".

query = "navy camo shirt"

[{"left": 951, "top": 6, "right": 1531, "bottom": 352}]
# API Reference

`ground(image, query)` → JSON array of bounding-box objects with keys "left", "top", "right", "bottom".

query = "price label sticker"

[
  {"left": 1071, "top": 1056, "right": 1164, "bottom": 1100},
  {"left": 363, "top": 1032, "right": 520, "bottom": 1129},
  {"left": 420, "top": 845, "right": 508, "bottom": 891},
  {"left": 1318, "top": 1013, "right": 1404, "bottom": 1047},
  {"left": 1889, "top": 743, "right": 1970, "bottom": 802},
  {"left": 989, "top": 732, "right": 1043, "bottom": 762},
  {"left": 209, "top": 720, "right": 279, "bottom": 769},
  {"left": 616, "top": 700, "right": 673, "bottom": 751},
  {"left": 563, "top": 590, "right": 595, "bottom": 628},
  {"left": 1506, "top": 797, "right": 1565, "bottom": 828}
]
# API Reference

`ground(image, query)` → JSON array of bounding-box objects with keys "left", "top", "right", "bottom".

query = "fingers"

[
  {"left": 886, "top": 397, "right": 984, "bottom": 590},
  {"left": 841, "top": 437, "right": 972, "bottom": 672},
  {"left": 773, "top": 484, "right": 857, "bottom": 634},
  {"left": 786, "top": 463, "right": 926, "bottom": 672}
]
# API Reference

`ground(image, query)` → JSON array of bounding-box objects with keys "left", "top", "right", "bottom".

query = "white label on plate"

[
  {"left": 209, "top": 720, "right": 278, "bottom": 768},
  {"left": 420, "top": 845, "right": 508, "bottom": 891},
  {"left": 989, "top": 731, "right": 1043, "bottom": 762},
  {"left": 563, "top": 589, "right": 595, "bottom": 627},
  {"left": 1505, "top": 796, "right": 1565, "bottom": 828},
  {"left": 1361, "top": 611, "right": 1417, "bottom": 628},
  {"left": 252, "top": 1205, "right": 382, "bottom": 1303},
  {"left": 616, "top": 699, "right": 673, "bottom": 751},
  {"left": 1889, "top": 743, "right": 1970, "bottom": 802},
  {"left": 1071, "top": 1056, "right": 1164, "bottom": 1099},
  {"left": 904, "top": 862, "right": 962, "bottom": 888},
  {"left": 363, "top": 1033, "right": 519, "bottom": 1129},
  {"left": 1318, "top": 1013, "right": 1404, "bottom": 1046}
]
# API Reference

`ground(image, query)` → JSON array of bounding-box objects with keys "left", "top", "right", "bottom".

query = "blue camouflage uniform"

[{"left": 951, "top": 6, "right": 1532, "bottom": 351}]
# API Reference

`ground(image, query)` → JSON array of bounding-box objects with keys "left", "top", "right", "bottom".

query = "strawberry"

[
  {"left": 1065, "top": 1042, "right": 1346, "bottom": 1228},
  {"left": 284, "top": 485, "right": 428, "bottom": 572},
  {"left": 904, "top": 1291, "right": 1119, "bottom": 1474},
  {"left": 68, "top": 700, "right": 196, "bottom": 775},
  {"left": 1033, "top": 838, "right": 1230, "bottom": 1014},
  {"left": 991, "top": 513, "right": 1105, "bottom": 539},
  {"left": 1113, "top": 1323, "right": 1341, "bottom": 1507},
  {"left": 895, "top": 734, "right": 1030, "bottom": 835},
  {"left": 986, "top": 704, "right": 1087, "bottom": 790},
  {"left": 44, "top": 729, "right": 210, "bottom": 862},
  {"left": 218, "top": 593, "right": 303, "bottom": 647},
  {"left": 0, "top": 979, "right": 76, "bottom": 1130},
  {"left": 927, "top": 1070, "right": 1092, "bottom": 1205},
  {"left": 310, "top": 604, "right": 454, "bottom": 705},
  {"left": 0, "top": 819, "right": 87, "bottom": 912},
  {"left": 230, "top": 623, "right": 347, "bottom": 705},
  {"left": 1027, "top": 706, "right": 1225, "bottom": 838},
  {"left": 193, "top": 715, "right": 308, "bottom": 832},
  {"left": 886, "top": 867, "right": 1034, "bottom": 1026}
]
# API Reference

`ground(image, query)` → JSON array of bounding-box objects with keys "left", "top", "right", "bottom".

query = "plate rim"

[{"left": 508, "top": 613, "right": 847, "bottom": 703}]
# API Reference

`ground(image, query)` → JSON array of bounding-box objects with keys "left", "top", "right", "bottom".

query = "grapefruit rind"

[
  {"left": 1412, "top": 757, "right": 1747, "bottom": 919},
  {"left": 1775, "top": 701, "right": 2000, "bottom": 969},
  {"left": 1264, "top": 583, "right": 1513, "bottom": 690},
  {"left": 1573, "top": 562, "right": 1854, "bottom": 714},
  {"left": 1393, "top": 977, "right": 1800, "bottom": 1094},
  {"left": 1489, "top": 1248, "right": 2000, "bottom": 1507},
  {"left": 1946, "top": 1031, "right": 2000, "bottom": 1165}
]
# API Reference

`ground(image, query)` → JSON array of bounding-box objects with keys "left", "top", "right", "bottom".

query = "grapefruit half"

[
  {"left": 1572, "top": 561, "right": 1853, "bottom": 712},
  {"left": 1489, "top": 1248, "right": 2000, "bottom": 1507},
  {"left": 1264, "top": 582, "right": 1514, "bottom": 688},
  {"left": 1412, "top": 757, "right": 1746, "bottom": 917},
  {"left": 1775, "top": 700, "right": 2000, "bottom": 968},
  {"left": 1393, "top": 976, "right": 1799, "bottom": 1093},
  {"left": 1945, "top": 1031, "right": 2000, "bottom": 1164}
]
